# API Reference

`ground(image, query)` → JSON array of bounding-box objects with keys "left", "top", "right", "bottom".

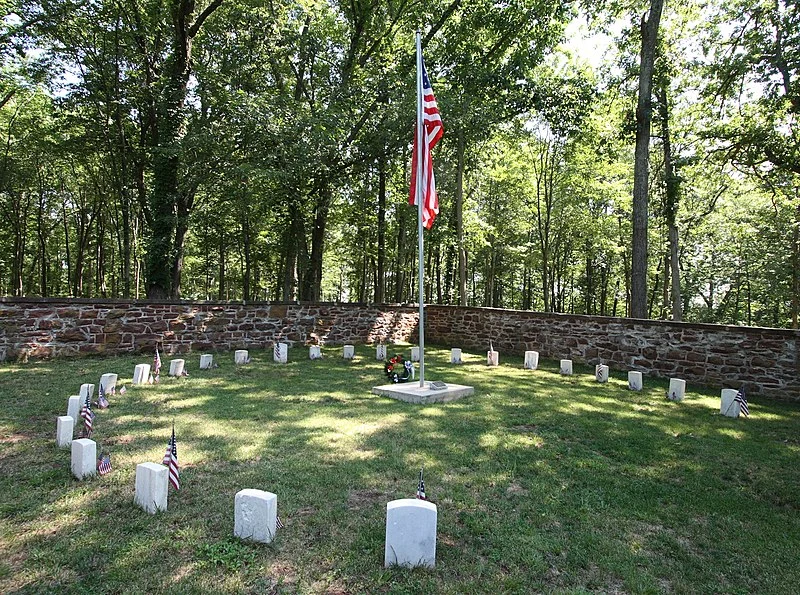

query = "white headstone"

[
  {"left": 71, "top": 438, "right": 97, "bottom": 480},
  {"left": 668, "top": 378, "right": 686, "bottom": 401},
  {"left": 384, "top": 498, "right": 437, "bottom": 568},
  {"left": 274, "top": 343, "right": 288, "bottom": 364},
  {"left": 234, "top": 489, "right": 279, "bottom": 543},
  {"left": 132, "top": 364, "right": 151, "bottom": 385},
  {"left": 376, "top": 344, "right": 387, "bottom": 360},
  {"left": 410, "top": 346, "right": 420, "bottom": 362},
  {"left": 79, "top": 383, "right": 95, "bottom": 400},
  {"left": 235, "top": 350, "right": 249, "bottom": 364},
  {"left": 67, "top": 395, "right": 81, "bottom": 424},
  {"left": 487, "top": 350, "right": 499, "bottom": 366},
  {"left": 56, "top": 415, "right": 74, "bottom": 448},
  {"left": 720, "top": 389, "right": 741, "bottom": 418},
  {"left": 560, "top": 359, "right": 573, "bottom": 375},
  {"left": 524, "top": 351, "right": 539, "bottom": 370},
  {"left": 99, "top": 373, "right": 118, "bottom": 393},
  {"left": 309, "top": 345, "right": 322, "bottom": 360},
  {"left": 628, "top": 371, "right": 643, "bottom": 391},
  {"left": 343, "top": 345, "right": 355, "bottom": 359},
  {"left": 450, "top": 348, "right": 462, "bottom": 364},
  {"left": 595, "top": 364, "right": 609, "bottom": 383},
  {"left": 200, "top": 354, "right": 214, "bottom": 369},
  {"left": 169, "top": 359, "right": 185, "bottom": 377},
  {"left": 135, "top": 462, "right": 169, "bottom": 514}
]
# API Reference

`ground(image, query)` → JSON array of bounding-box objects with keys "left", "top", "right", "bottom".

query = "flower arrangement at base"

[{"left": 384, "top": 354, "right": 414, "bottom": 383}]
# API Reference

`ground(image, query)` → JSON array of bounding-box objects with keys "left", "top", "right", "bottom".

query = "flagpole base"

[{"left": 371, "top": 382, "right": 474, "bottom": 404}]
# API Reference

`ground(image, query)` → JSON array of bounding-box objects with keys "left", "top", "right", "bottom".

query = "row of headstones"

[{"left": 56, "top": 374, "right": 118, "bottom": 447}]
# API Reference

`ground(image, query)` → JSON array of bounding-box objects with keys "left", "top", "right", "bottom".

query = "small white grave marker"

[
  {"left": 169, "top": 359, "right": 185, "bottom": 377},
  {"left": 720, "top": 389, "right": 741, "bottom": 418},
  {"left": 234, "top": 489, "right": 279, "bottom": 543},
  {"left": 135, "top": 462, "right": 168, "bottom": 514},
  {"left": 343, "top": 345, "right": 355, "bottom": 359},
  {"left": 628, "top": 371, "right": 643, "bottom": 391},
  {"left": 376, "top": 344, "right": 387, "bottom": 360},
  {"left": 99, "top": 373, "right": 118, "bottom": 393},
  {"left": 668, "top": 378, "right": 686, "bottom": 401},
  {"left": 273, "top": 343, "right": 288, "bottom": 364},
  {"left": 71, "top": 438, "right": 97, "bottom": 480},
  {"left": 450, "top": 348, "right": 462, "bottom": 364},
  {"left": 410, "top": 347, "right": 420, "bottom": 362},
  {"left": 200, "top": 354, "right": 214, "bottom": 369},
  {"left": 79, "top": 383, "right": 95, "bottom": 400},
  {"left": 524, "top": 351, "right": 539, "bottom": 370},
  {"left": 67, "top": 395, "right": 81, "bottom": 424},
  {"left": 560, "top": 359, "right": 573, "bottom": 375},
  {"left": 309, "top": 345, "right": 322, "bottom": 360},
  {"left": 595, "top": 364, "right": 609, "bottom": 383},
  {"left": 487, "top": 350, "right": 499, "bottom": 366},
  {"left": 56, "top": 415, "right": 74, "bottom": 448},
  {"left": 235, "top": 350, "right": 249, "bottom": 364},
  {"left": 132, "top": 364, "right": 151, "bottom": 385},
  {"left": 384, "top": 498, "right": 437, "bottom": 568}
]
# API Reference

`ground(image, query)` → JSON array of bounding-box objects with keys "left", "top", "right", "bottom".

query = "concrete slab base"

[{"left": 372, "top": 382, "right": 474, "bottom": 404}]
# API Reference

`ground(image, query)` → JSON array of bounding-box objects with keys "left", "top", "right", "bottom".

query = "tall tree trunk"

[
  {"left": 455, "top": 128, "right": 467, "bottom": 305},
  {"left": 631, "top": 0, "right": 664, "bottom": 318},
  {"left": 302, "top": 183, "right": 330, "bottom": 301},
  {"left": 376, "top": 158, "right": 386, "bottom": 303}
]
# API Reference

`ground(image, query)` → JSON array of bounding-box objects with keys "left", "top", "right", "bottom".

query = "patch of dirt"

[
  {"left": 347, "top": 489, "right": 386, "bottom": 509},
  {"left": 0, "top": 433, "right": 32, "bottom": 444},
  {"left": 506, "top": 481, "right": 528, "bottom": 496}
]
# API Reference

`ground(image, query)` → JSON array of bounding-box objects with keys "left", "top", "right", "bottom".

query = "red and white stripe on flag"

[{"left": 410, "top": 57, "right": 443, "bottom": 229}]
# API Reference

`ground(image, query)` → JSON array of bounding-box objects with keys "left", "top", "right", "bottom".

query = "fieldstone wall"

[
  {"left": 424, "top": 306, "right": 800, "bottom": 401},
  {"left": 1, "top": 299, "right": 798, "bottom": 400}
]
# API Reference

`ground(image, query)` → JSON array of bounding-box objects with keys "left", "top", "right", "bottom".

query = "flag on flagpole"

[
  {"left": 97, "top": 382, "right": 109, "bottom": 409},
  {"left": 163, "top": 425, "right": 180, "bottom": 490},
  {"left": 416, "top": 466, "right": 427, "bottom": 500},
  {"left": 97, "top": 453, "right": 112, "bottom": 475},
  {"left": 153, "top": 347, "right": 162, "bottom": 383},
  {"left": 409, "top": 55, "right": 443, "bottom": 230},
  {"left": 735, "top": 388, "right": 750, "bottom": 417},
  {"left": 80, "top": 392, "right": 94, "bottom": 436}
]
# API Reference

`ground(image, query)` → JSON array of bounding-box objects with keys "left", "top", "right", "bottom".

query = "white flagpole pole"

[{"left": 415, "top": 31, "right": 425, "bottom": 388}]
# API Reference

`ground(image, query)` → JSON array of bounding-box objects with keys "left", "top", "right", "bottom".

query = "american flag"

[
  {"left": 97, "top": 453, "right": 112, "bottom": 475},
  {"left": 80, "top": 392, "right": 94, "bottom": 436},
  {"left": 416, "top": 466, "right": 427, "bottom": 500},
  {"left": 735, "top": 388, "right": 750, "bottom": 417},
  {"left": 153, "top": 347, "right": 162, "bottom": 380},
  {"left": 163, "top": 425, "right": 180, "bottom": 490},
  {"left": 119, "top": 385, "right": 127, "bottom": 394},
  {"left": 276, "top": 516, "right": 284, "bottom": 529},
  {"left": 97, "top": 382, "right": 109, "bottom": 409},
  {"left": 409, "top": 55, "right": 443, "bottom": 230}
]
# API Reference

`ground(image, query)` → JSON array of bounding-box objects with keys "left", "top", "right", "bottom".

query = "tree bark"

[
  {"left": 455, "top": 128, "right": 467, "bottom": 305},
  {"left": 376, "top": 158, "right": 386, "bottom": 303}
]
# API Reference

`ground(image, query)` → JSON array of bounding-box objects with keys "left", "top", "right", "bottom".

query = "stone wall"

[
  {"left": 424, "top": 306, "right": 800, "bottom": 401},
  {"left": 1, "top": 299, "right": 798, "bottom": 400}
]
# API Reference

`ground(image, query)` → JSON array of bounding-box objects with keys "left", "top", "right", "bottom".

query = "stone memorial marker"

[
  {"left": 71, "top": 438, "right": 97, "bottom": 480},
  {"left": 450, "top": 348, "right": 462, "bottom": 364},
  {"left": 234, "top": 489, "right": 279, "bottom": 543},
  {"left": 79, "top": 383, "right": 95, "bottom": 400},
  {"left": 410, "top": 346, "right": 420, "bottom": 362},
  {"left": 720, "top": 388, "right": 741, "bottom": 418},
  {"left": 200, "top": 354, "right": 214, "bottom": 369},
  {"left": 524, "top": 351, "right": 539, "bottom": 370},
  {"left": 132, "top": 364, "right": 151, "bottom": 385},
  {"left": 384, "top": 498, "right": 437, "bottom": 568},
  {"left": 169, "top": 359, "right": 185, "bottom": 377},
  {"left": 343, "top": 345, "right": 355, "bottom": 359},
  {"left": 309, "top": 345, "right": 322, "bottom": 360},
  {"left": 376, "top": 344, "right": 387, "bottom": 360},
  {"left": 235, "top": 350, "right": 249, "bottom": 364},
  {"left": 668, "top": 378, "right": 686, "bottom": 401},
  {"left": 135, "top": 462, "right": 169, "bottom": 514},
  {"left": 67, "top": 395, "right": 81, "bottom": 424},
  {"left": 56, "top": 415, "right": 74, "bottom": 448},
  {"left": 595, "top": 364, "right": 609, "bottom": 383},
  {"left": 487, "top": 350, "right": 499, "bottom": 366},
  {"left": 274, "top": 343, "right": 288, "bottom": 364},
  {"left": 99, "top": 373, "right": 118, "bottom": 393},
  {"left": 628, "top": 371, "right": 643, "bottom": 391},
  {"left": 560, "top": 359, "right": 573, "bottom": 375}
]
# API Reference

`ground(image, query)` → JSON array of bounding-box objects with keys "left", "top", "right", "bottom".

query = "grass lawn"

[{"left": 1, "top": 345, "right": 799, "bottom": 594}]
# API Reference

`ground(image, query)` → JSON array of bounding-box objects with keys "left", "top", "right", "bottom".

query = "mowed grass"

[{"left": 1, "top": 345, "right": 799, "bottom": 594}]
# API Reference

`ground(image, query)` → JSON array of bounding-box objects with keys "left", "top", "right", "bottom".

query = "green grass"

[{"left": 1, "top": 345, "right": 799, "bottom": 594}]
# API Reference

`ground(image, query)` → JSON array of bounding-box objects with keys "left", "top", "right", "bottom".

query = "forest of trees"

[{"left": 0, "top": 0, "right": 797, "bottom": 328}]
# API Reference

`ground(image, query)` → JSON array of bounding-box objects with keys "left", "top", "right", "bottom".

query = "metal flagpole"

[{"left": 416, "top": 31, "right": 425, "bottom": 388}]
